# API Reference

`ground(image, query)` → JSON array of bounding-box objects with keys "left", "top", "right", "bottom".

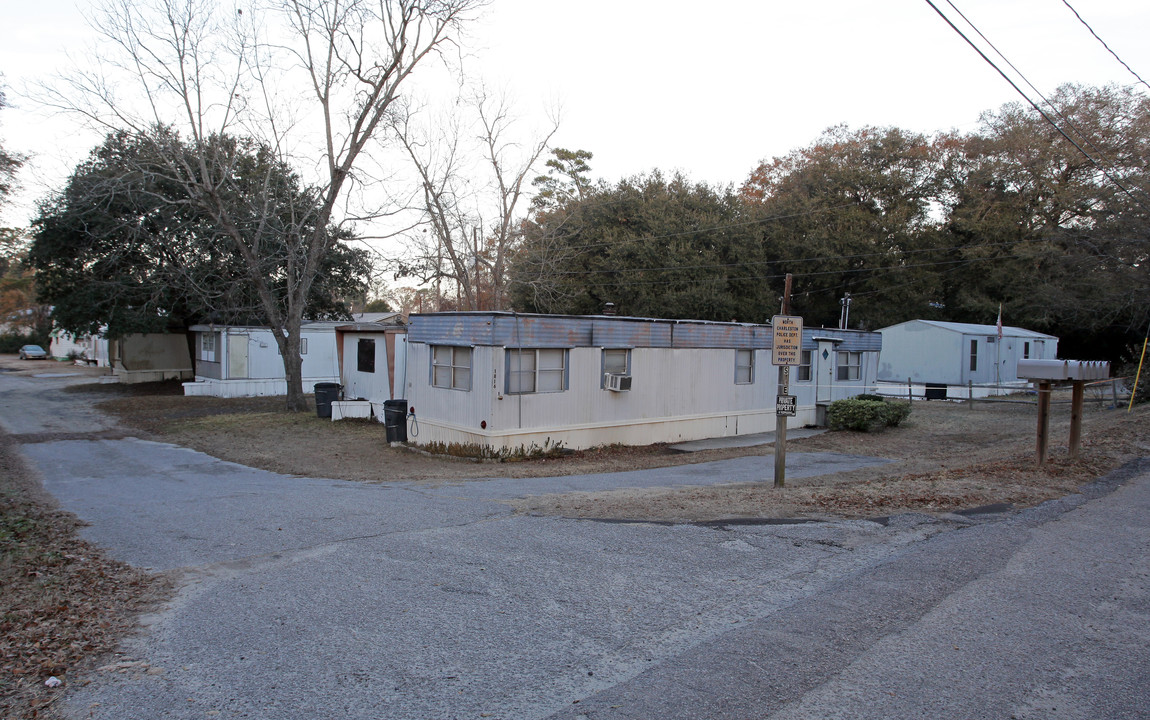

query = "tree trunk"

[{"left": 278, "top": 328, "right": 309, "bottom": 412}]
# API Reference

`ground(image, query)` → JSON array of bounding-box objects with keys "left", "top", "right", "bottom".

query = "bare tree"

[
  {"left": 393, "top": 89, "right": 557, "bottom": 311},
  {"left": 37, "top": 0, "right": 482, "bottom": 410}
]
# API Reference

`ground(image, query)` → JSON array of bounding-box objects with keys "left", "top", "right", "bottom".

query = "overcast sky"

[{"left": 2, "top": 0, "right": 1148, "bottom": 229}]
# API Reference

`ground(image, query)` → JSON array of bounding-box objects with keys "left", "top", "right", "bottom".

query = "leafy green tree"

[
  {"left": 511, "top": 171, "right": 773, "bottom": 321},
  {"left": 31, "top": 130, "right": 370, "bottom": 341},
  {"left": 936, "top": 84, "right": 1150, "bottom": 358},
  {"left": 37, "top": 0, "right": 479, "bottom": 410},
  {"left": 517, "top": 86, "right": 1147, "bottom": 365},
  {"left": 531, "top": 148, "right": 596, "bottom": 210},
  {"left": 740, "top": 125, "right": 941, "bottom": 329}
]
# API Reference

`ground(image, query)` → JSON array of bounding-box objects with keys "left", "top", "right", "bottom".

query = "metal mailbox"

[{"left": 1017, "top": 359, "right": 1110, "bottom": 381}]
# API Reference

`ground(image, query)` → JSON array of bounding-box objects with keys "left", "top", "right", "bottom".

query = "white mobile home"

[
  {"left": 402, "top": 312, "right": 882, "bottom": 451},
  {"left": 877, "top": 320, "right": 1058, "bottom": 397},
  {"left": 183, "top": 322, "right": 341, "bottom": 397},
  {"left": 50, "top": 330, "right": 109, "bottom": 365}
]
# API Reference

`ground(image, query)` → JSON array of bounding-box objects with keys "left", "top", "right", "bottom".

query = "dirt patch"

[
  {"left": 513, "top": 399, "right": 1148, "bottom": 521},
  {"left": 89, "top": 384, "right": 756, "bottom": 483},
  {"left": 88, "top": 381, "right": 1150, "bottom": 520}
]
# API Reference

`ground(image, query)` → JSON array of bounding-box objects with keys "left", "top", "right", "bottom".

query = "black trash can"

[
  {"left": 314, "top": 382, "right": 342, "bottom": 418},
  {"left": 383, "top": 399, "right": 408, "bottom": 443}
]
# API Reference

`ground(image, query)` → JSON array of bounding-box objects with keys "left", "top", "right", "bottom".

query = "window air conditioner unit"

[{"left": 604, "top": 373, "right": 632, "bottom": 392}]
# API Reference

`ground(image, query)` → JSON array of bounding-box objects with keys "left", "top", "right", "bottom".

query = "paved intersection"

[{"left": 3, "top": 369, "right": 1147, "bottom": 719}]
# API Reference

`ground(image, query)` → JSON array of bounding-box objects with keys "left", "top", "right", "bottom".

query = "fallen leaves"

[{"left": 0, "top": 433, "right": 173, "bottom": 720}]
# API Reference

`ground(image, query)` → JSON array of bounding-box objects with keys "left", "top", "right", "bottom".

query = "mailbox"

[{"left": 1017, "top": 359, "right": 1109, "bottom": 381}]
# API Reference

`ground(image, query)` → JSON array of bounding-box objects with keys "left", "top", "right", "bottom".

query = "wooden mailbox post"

[{"left": 1017, "top": 359, "right": 1110, "bottom": 465}]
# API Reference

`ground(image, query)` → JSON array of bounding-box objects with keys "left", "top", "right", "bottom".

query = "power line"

[
  {"left": 1061, "top": 0, "right": 1150, "bottom": 93},
  {"left": 922, "top": 0, "right": 1150, "bottom": 213},
  {"left": 526, "top": 235, "right": 1098, "bottom": 278},
  {"left": 513, "top": 251, "right": 1027, "bottom": 291},
  {"left": 942, "top": 0, "right": 1115, "bottom": 166}
]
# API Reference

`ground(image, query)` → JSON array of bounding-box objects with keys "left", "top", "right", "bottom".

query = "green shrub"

[
  {"left": 826, "top": 397, "right": 912, "bottom": 432},
  {"left": 882, "top": 401, "right": 912, "bottom": 427}
]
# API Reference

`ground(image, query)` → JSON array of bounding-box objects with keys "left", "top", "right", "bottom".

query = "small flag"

[{"left": 996, "top": 304, "right": 1003, "bottom": 340}]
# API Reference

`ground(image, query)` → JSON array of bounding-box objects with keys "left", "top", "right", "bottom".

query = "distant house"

[
  {"left": 50, "top": 330, "right": 109, "bottom": 365},
  {"left": 183, "top": 322, "right": 342, "bottom": 397},
  {"left": 50, "top": 329, "right": 192, "bottom": 383},
  {"left": 876, "top": 319, "right": 1058, "bottom": 397},
  {"left": 401, "top": 312, "right": 882, "bottom": 451}
]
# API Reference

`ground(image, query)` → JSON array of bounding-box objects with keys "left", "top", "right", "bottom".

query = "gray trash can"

[
  {"left": 314, "top": 382, "right": 342, "bottom": 418},
  {"left": 383, "top": 399, "right": 408, "bottom": 442}
]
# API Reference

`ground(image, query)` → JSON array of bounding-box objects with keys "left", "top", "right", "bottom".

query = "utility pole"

[
  {"left": 473, "top": 227, "right": 480, "bottom": 311},
  {"left": 838, "top": 292, "right": 851, "bottom": 330},
  {"left": 774, "top": 274, "right": 794, "bottom": 488},
  {"left": 435, "top": 234, "right": 442, "bottom": 312}
]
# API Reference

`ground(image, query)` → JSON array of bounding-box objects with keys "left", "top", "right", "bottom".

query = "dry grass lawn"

[{"left": 86, "top": 380, "right": 1150, "bottom": 521}]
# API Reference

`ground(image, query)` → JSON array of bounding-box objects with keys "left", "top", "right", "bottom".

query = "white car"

[{"left": 18, "top": 344, "right": 48, "bottom": 360}]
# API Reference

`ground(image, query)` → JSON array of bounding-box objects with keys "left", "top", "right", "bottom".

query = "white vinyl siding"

[{"left": 275, "top": 337, "right": 308, "bottom": 355}]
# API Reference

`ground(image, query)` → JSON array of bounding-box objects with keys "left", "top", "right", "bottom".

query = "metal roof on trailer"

[
  {"left": 891, "top": 319, "right": 1058, "bottom": 339},
  {"left": 334, "top": 323, "right": 406, "bottom": 333},
  {"left": 407, "top": 312, "right": 881, "bottom": 353}
]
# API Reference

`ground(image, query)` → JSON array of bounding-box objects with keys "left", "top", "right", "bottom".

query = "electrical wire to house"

[
  {"left": 922, "top": 0, "right": 1150, "bottom": 212},
  {"left": 1060, "top": 0, "right": 1150, "bottom": 93}
]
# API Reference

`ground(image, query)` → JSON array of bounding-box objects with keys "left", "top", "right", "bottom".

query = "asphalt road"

[{"left": 3, "top": 368, "right": 1148, "bottom": 719}]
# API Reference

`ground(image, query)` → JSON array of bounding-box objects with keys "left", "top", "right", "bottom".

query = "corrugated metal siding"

[
  {"left": 404, "top": 343, "right": 495, "bottom": 432},
  {"left": 489, "top": 347, "right": 777, "bottom": 431},
  {"left": 877, "top": 322, "right": 963, "bottom": 383},
  {"left": 408, "top": 314, "right": 497, "bottom": 346},
  {"left": 666, "top": 323, "right": 767, "bottom": 349},
  {"left": 410, "top": 312, "right": 880, "bottom": 352},
  {"left": 591, "top": 319, "right": 670, "bottom": 348},
  {"left": 806, "top": 327, "right": 883, "bottom": 353},
  {"left": 494, "top": 314, "right": 593, "bottom": 348}
]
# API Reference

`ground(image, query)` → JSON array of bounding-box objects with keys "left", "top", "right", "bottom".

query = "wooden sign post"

[{"left": 772, "top": 274, "right": 801, "bottom": 488}]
